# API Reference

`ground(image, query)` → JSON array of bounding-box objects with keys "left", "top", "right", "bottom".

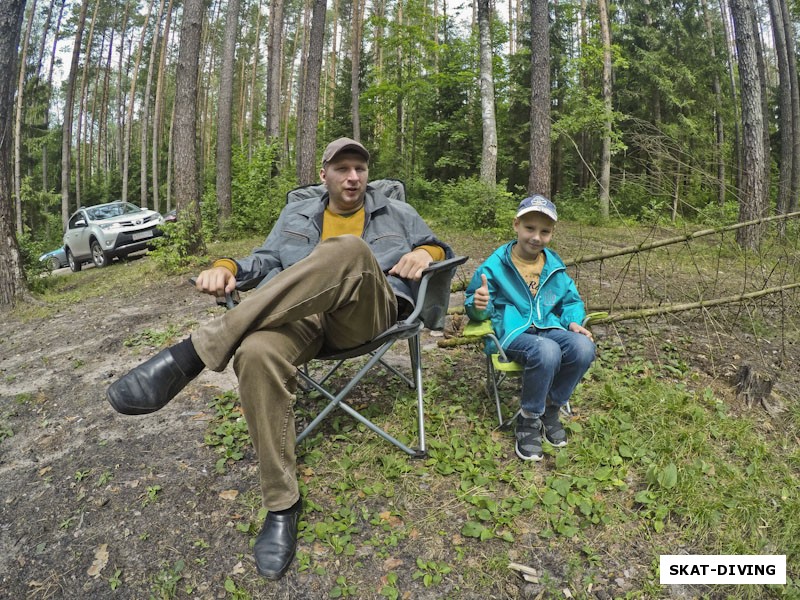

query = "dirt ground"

[{"left": 1, "top": 230, "right": 798, "bottom": 600}]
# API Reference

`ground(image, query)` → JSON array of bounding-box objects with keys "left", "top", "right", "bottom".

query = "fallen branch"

[
  {"left": 564, "top": 211, "right": 800, "bottom": 266},
  {"left": 439, "top": 282, "right": 800, "bottom": 346},
  {"left": 580, "top": 282, "right": 800, "bottom": 324}
]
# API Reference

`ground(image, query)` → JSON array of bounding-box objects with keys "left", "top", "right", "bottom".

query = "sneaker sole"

[
  {"left": 544, "top": 436, "right": 568, "bottom": 448},
  {"left": 515, "top": 441, "right": 543, "bottom": 461}
]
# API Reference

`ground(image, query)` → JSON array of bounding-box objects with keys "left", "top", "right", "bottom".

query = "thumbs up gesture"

[{"left": 473, "top": 273, "right": 490, "bottom": 311}]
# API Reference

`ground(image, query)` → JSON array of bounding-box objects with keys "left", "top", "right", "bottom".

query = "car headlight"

[{"left": 100, "top": 222, "right": 123, "bottom": 231}]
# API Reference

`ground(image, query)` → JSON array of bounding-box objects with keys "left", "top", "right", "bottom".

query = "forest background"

[
  {"left": 2, "top": 0, "right": 800, "bottom": 300},
  {"left": 1, "top": 0, "right": 800, "bottom": 597}
]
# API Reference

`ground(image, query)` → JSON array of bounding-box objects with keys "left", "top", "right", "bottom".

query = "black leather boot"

[
  {"left": 107, "top": 348, "right": 198, "bottom": 415},
  {"left": 254, "top": 499, "right": 302, "bottom": 580}
]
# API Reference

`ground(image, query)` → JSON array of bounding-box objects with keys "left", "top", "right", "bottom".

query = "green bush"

[
  {"left": 149, "top": 218, "right": 204, "bottom": 273},
  {"left": 420, "top": 177, "right": 514, "bottom": 232},
  {"left": 17, "top": 230, "right": 49, "bottom": 283},
  {"left": 228, "top": 142, "right": 295, "bottom": 238}
]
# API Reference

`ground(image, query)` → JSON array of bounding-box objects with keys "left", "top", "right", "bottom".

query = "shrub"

[{"left": 422, "top": 177, "right": 514, "bottom": 232}]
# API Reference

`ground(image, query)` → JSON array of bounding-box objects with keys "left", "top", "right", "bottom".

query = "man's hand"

[
  {"left": 388, "top": 248, "right": 434, "bottom": 281},
  {"left": 195, "top": 266, "right": 237, "bottom": 297},
  {"left": 473, "top": 274, "right": 490, "bottom": 311},
  {"left": 569, "top": 321, "right": 594, "bottom": 341}
]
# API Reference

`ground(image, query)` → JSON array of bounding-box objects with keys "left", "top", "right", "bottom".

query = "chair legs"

[{"left": 295, "top": 334, "right": 427, "bottom": 459}]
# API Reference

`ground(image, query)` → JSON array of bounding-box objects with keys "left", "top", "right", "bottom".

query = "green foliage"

[
  {"left": 17, "top": 229, "right": 50, "bottom": 283},
  {"left": 414, "top": 177, "right": 515, "bottom": 232},
  {"left": 227, "top": 142, "right": 295, "bottom": 238},
  {"left": 204, "top": 391, "right": 251, "bottom": 474},
  {"left": 149, "top": 219, "right": 204, "bottom": 274},
  {"left": 123, "top": 324, "right": 183, "bottom": 348},
  {"left": 149, "top": 559, "right": 185, "bottom": 600},
  {"left": 0, "top": 420, "right": 12, "bottom": 445}
]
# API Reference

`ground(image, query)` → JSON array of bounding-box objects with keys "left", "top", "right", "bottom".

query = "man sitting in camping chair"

[{"left": 106, "top": 137, "right": 452, "bottom": 580}]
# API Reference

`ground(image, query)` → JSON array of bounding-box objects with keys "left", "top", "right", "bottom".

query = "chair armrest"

[{"left": 408, "top": 256, "right": 468, "bottom": 329}]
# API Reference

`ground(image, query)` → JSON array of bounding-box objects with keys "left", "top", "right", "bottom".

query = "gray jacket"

[{"left": 232, "top": 186, "right": 453, "bottom": 306}]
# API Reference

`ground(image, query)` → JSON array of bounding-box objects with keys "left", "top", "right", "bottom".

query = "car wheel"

[
  {"left": 46, "top": 256, "right": 61, "bottom": 271},
  {"left": 67, "top": 248, "right": 82, "bottom": 272},
  {"left": 91, "top": 240, "right": 109, "bottom": 268}
]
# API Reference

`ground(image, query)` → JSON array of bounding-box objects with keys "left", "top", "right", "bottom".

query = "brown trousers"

[{"left": 192, "top": 236, "right": 397, "bottom": 510}]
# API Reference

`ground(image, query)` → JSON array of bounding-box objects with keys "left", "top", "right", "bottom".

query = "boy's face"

[
  {"left": 320, "top": 152, "right": 369, "bottom": 214},
  {"left": 513, "top": 211, "right": 555, "bottom": 260}
]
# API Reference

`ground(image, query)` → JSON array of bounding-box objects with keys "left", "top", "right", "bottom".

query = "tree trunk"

[
  {"left": 98, "top": 26, "right": 114, "bottom": 180},
  {"left": 115, "top": 1, "right": 131, "bottom": 190},
  {"left": 265, "top": 0, "right": 284, "bottom": 142},
  {"left": 35, "top": 0, "right": 55, "bottom": 73},
  {"left": 74, "top": 0, "right": 100, "bottom": 210},
  {"left": 152, "top": 0, "right": 174, "bottom": 214},
  {"left": 42, "top": 0, "right": 66, "bottom": 193},
  {"left": 719, "top": 0, "right": 742, "bottom": 191},
  {"left": 247, "top": 0, "right": 263, "bottom": 157},
  {"left": 13, "top": 0, "right": 36, "bottom": 236},
  {"left": 0, "top": 0, "right": 28, "bottom": 306},
  {"left": 528, "top": 0, "right": 549, "bottom": 195},
  {"left": 729, "top": 0, "right": 768, "bottom": 249},
  {"left": 325, "top": 0, "right": 340, "bottom": 126},
  {"left": 701, "top": 0, "right": 726, "bottom": 206},
  {"left": 172, "top": 0, "right": 205, "bottom": 252},
  {"left": 61, "top": 0, "right": 90, "bottom": 229},
  {"left": 122, "top": 0, "right": 153, "bottom": 204},
  {"left": 141, "top": 0, "right": 166, "bottom": 210},
  {"left": 216, "top": 0, "right": 241, "bottom": 226},
  {"left": 295, "top": 0, "right": 327, "bottom": 185},
  {"left": 351, "top": 0, "right": 362, "bottom": 140},
  {"left": 478, "top": 0, "right": 497, "bottom": 185},
  {"left": 768, "top": 0, "right": 792, "bottom": 221},
  {"left": 779, "top": 0, "right": 800, "bottom": 215},
  {"left": 598, "top": 0, "right": 612, "bottom": 219}
]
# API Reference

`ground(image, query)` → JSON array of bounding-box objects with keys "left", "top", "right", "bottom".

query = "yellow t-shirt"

[
  {"left": 510, "top": 248, "right": 545, "bottom": 297},
  {"left": 322, "top": 207, "right": 445, "bottom": 260}
]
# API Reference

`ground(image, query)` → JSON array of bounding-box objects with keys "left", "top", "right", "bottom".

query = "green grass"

[{"left": 209, "top": 341, "right": 799, "bottom": 598}]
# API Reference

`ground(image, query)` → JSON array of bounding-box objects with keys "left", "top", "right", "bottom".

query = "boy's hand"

[
  {"left": 473, "top": 274, "right": 490, "bottom": 311},
  {"left": 569, "top": 322, "right": 594, "bottom": 341}
]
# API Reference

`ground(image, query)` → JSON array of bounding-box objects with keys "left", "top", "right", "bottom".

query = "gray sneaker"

[
  {"left": 515, "top": 413, "right": 544, "bottom": 461},
  {"left": 542, "top": 405, "right": 568, "bottom": 447}
]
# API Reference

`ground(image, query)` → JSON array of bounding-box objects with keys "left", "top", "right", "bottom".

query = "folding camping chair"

[
  {"left": 462, "top": 312, "right": 608, "bottom": 429},
  {"left": 281, "top": 179, "right": 467, "bottom": 458},
  {"left": 293, "top": 254, "right": 467, "bottom": 457}
]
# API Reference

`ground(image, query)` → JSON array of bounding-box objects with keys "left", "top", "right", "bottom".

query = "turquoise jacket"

[{"left": 464, "top": 242, "right": 587, "bottom": 350}]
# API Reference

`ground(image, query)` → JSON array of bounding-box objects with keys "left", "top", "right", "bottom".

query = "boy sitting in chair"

[{"left": 464, "top": 196, "right": 595, "bottom": 461}]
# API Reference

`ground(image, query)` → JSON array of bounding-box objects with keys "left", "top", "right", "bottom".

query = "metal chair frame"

[
  {"left": 294, "top": 256, "right": 468, "bottom": 458},
  {"left": 463, "top": 312, "right": 607, "bottom": 429}
]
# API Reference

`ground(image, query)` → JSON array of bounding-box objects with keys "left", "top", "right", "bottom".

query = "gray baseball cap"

[
  {"left": 321, "top": 137, "right": 370, "bottom": 165},
  {"left": 516, "top": 195, "right": 558, "bottom": 222}
]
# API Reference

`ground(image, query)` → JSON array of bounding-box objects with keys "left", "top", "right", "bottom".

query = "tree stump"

[{"left": 734, "top": 364, "right": 774, "bottom": 408}]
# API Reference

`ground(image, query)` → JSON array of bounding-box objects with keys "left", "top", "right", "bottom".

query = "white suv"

[{"left": 63, "top": 202, "right": 164, "bottom": 271}]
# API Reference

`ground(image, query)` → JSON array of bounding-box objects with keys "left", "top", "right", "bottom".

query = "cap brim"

[{"left": 516, "top": 207, "right": 557, "bottom": 221}]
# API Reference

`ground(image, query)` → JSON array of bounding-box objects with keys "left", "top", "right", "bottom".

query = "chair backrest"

[{"left": 286, "top": 179, "right": 406, "bottom": 204}]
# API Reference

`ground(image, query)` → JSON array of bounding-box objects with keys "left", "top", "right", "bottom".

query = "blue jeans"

[{"left": 505, "top": 328, "right": 596, "bottom": 417}]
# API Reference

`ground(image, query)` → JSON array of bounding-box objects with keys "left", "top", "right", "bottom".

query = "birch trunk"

[{"left": 477, "top": 0, "right": 497, "bottom": 185}]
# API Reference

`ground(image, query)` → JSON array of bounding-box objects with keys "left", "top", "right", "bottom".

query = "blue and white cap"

[{"left": 516, "top": 195, "right": 558, "bottom": 222}]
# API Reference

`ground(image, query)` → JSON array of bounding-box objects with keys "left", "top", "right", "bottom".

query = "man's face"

[
  {"left": 513, "top": 211, "right": 555, "bottom": 260},
  {"left": 320, "top": 153, "right": 369, "bottom": 214}
]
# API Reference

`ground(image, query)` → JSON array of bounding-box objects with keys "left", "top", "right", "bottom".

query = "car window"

[{"left": 86, "top": 202, "right": 142, "bottom": 221}]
